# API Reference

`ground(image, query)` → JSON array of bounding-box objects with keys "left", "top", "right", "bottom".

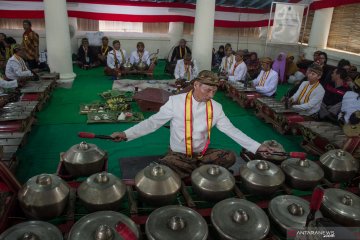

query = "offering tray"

[
  {"left": 87, "top": 111, "right": 144, "bottom": 123},
  {"left": 79, "top": 103, "right": 107, "bottom": 114},
  {"left": 100, "top": 90, "right": 134, "bottom": 101}
]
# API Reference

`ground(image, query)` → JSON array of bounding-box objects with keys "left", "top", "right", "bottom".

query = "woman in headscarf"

[
  {"left": 213, "top": 45, "right": 225, "bottom": 68},
  {"left": 272, "top": 52, "right": 287, "bottom": 84},
  {"left": 246, "top": 52, "right": 261, "bottom": 79},
  {"left": 286, "top": 54, "right": 298, "bottom": 77}
]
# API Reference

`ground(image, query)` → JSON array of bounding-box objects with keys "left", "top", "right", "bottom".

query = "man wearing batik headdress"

[
  {"left": 111, "top": 71, "right": 275, "bottom": 178},
  {"left": 289, "top": 63, "right": 325, "bottom": 117},
  {"left": 251, "top": 57, "right": 279, "bottom": 97}
]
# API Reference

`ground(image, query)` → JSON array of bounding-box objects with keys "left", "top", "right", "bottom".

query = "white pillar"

[
  {"left": 192, "top": 0, "right": 216, "bottom": 71},
  {"left": 169, "top": 22, "right": 184, "bottom": 48},
  {"left": 308, "top": 8, "right": 334, "bottom": 49},
  {"left": 44, "top": 0, "right": 76, "bottom": 88},
  {"left": 68, "top": 17, "right": 78, "bottom": 55}
]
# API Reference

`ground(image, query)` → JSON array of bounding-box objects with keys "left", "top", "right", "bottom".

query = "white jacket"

[
  {"left": 228, "top": 61, "right": 247, "bottom": 82},
  {"left": 290, "top": 81, "right": 325, "bottom": 116},
  {"left": 174, "top": 59, "right": 199, "bottom": 81},
  {"left": 124, "top": 93, "right": 261, "bottom": 154},
  {"left": 5, "top": 55, "right": 33, "bottom": 81},
  {"left": 252, "top": 69, "right": 279, "bottom": 97},
  {"left": 130, "top": 50, "right": 150, "bottom": 65},
  {"left": 107, "top": 49, "right": 127, "bottom": 69},
  {"left": 220, "top": 55, "right": 235, "bottom": 74}
]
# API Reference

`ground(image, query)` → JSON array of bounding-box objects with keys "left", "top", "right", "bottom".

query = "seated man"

[
  {"left": 297, "top": 50, "right": 321, "bottom": 70},
  {"left": 111, "top": 71, "right": 275, "bottom": 178},
  {"left": 97, "top": 36, "right": 113, "bottom": 66},
  {"left": 319, "top": 67, "right": 349, "bottom": 122},
  {"left": 104, "top": 40, "right": 126, "bottom": 79},
  {"left": 246, "top": 52, "right": 261, "bottom": 80},
  {"left": 339, "top": 76, "right": 360, "bottom": 124},
  {"left": 228, "top": 51, "right": 247, "bottom": 82},
  {"left": 219, "top": 47, "right": 235, "bottom": 76},
  {"left": 289, "top": 64, "right": 325, "bottom": 117},
  {"left": 252, "top": 57, "right": 278, "bottom": 97},
  {"left": 130, "top": 41, "right": 150, "bottom": 66},
  {"left": 174, "top": 53, "right": 198, "bottom": 85},
  {"left": 5, "top": 44, "right": 32, "bottom": 87},
  {"left": 171, "top": 39, "right": 191, "bottom": 62},
  {"left": 76, "top": 38, "right": 99, "bottom": 69}
]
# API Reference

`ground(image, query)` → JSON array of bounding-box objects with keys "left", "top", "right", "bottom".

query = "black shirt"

[
  {"left": 323, "top": 81, "right": 349, "bottom": 106},
  {"left": 171, "top": 46, "right": 191, "bottom": 62}
]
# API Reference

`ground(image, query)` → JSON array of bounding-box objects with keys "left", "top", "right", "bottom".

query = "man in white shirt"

[
  {"left": 289, "top": 63, "right": 325, "bottom": 117},
  {"left": 252, "top": 57, "right": 278, "bottom": 97},
  {"left": 228, "top": 51, "right": 247, "bottom": 82},
  {"left": 174, "top": 53, "right": 198, "bottom": 83},
  {"left": 104, "top": 40, "right": 127, "bottom": 79},
  {"left": 5, "top": 44, "right": 33, "bottom": 84},
  {"left": 219, "top": 47, "right": 235, "bottom": 76},
  {"left": 130, "top": 41, "right": 150, "bottom": 66},
  {"left": 111, "top": 71, "right": 275, "bottom": 178},
  {"left": 339, "top": 76, "right": 360, "bottom": 124}
]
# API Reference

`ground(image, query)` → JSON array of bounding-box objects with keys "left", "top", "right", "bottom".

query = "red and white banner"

[{"left": 0, "top": 0, "right": 358, "bottom": 28}]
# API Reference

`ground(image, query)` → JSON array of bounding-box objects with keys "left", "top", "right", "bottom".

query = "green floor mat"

[{"left": 15, "top": 60, "right": 304, "bottom": 183}]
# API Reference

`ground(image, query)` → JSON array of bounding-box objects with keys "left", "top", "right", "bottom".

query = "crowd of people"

[
  {"left": 76, "top": 37, "right": 156, "bottom": 79},
  {"left": 0, "top": 19, "right": 359, "bottom": 181},
  {"left": 0, "top": 20, "right": 359, "bottom": 126},
  {"left": 0, "top": 20, "right": 48, "bottom": 92}
]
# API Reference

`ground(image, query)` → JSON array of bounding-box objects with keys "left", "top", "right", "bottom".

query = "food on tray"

[
  {"left": 118, "top": 112, "right": 126, "bottom": 121},
  {"left": 125, "top": 112, "right": 133, "bottom": 117}
]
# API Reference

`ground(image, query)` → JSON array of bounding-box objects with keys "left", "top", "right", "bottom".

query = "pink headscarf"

[{"left": 272, "top": 52, "right": 287, "bottom": 83}]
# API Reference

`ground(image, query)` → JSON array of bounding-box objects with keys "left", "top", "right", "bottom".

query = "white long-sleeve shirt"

[
  {"left": 220, "top": 55, "right": 235, "bottom": 74},
  {"left": 252, "top": 69, "right": 278, "bottom": 97},
  {"left": 228, "top": 61, "right": 247, "bottom": 82},
  {"left": 130, "top": 50, "right": 150, "bottom": 65},
  {"left": 124, "top": 93, "right": 261, "bottom": 154},
  {"left": 5, "top": 55, "right": 33, "bottom": 81},
  {"left": 290, "top": 81, "right": 325, "bottom": 116},
  {"left": 340, "top": 91, "right": 360, "bottom": 123},
  {"left": 106, "top": 49, "right": 127, "bottom": 69},
  {"left": 174, "top": 59, "right": 199, "bottom": 81}
]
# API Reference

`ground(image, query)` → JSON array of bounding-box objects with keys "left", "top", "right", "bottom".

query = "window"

[
  {"left": 0, "top": 19, "right": 45, "bottom": 30},
  {"left": 327, "top": 3, "right": 360, "bottom": 54},
  {"left": 99, "top": 21, "right": 143, "bottom": 32},
  {"left": 183, "top": 23, "right": 260, "bottom": 38}
]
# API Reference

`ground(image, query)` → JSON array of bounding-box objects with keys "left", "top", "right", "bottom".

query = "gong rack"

[
  {"left": 297, "top": 121, "right": 360, "bottom": 159},
  {"left": 0, "top": 73, "right": 58, "bottom": 172},
  {"left": 3, "top": 167, "right": 359, "bottom": 240},
  {"left": 225, "top": 81, "right": 262, "bottom": 109}
]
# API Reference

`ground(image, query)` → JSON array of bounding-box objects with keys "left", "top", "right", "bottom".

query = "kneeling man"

[
  {"left": 111, "top": 71, "right": 275, "bottom": 178},
  {"left": 289, "top": 63, "right": 325, "bottom": 117},
  {"left": 252, "top": 57, "right": 278, "bottom": 97}
]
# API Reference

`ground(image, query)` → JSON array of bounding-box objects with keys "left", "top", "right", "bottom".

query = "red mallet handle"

[
  {"left": 115, "top": 223, "right": 138, "bottom": 240},
  {"left": 306, "top": 187, "right": 324, "bottom": 226},
  {"left": 289, "top": 152, "right": 307, "bottom": 160},
  {"left": 78, "top": 132, "right": 95, "bottom": 138},
  {"left": 78, "top": 132, "right": 113, "bottom": 140}
]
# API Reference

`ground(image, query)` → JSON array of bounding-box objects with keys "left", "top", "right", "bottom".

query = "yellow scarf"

[
  {"left": 138, "top": 51, "right": 144, "bottom": 63},
  {"left": 180, "top": 47, "right": 187, "bottom": 58},
  {"left": 101, "top": 45, "right": 109, "bottom": 56},
  {"left": 185, "top": 90, "right": 213, "bottom": 158},
  {"left": 184, "top": 64, "right": 191, "bottom": 81},
  {"left": 232, "top": 61, "right": 241, "bottom": 75},
  {"left": 259, "top": 70, "right": 270, "bottom": 86},
  {"left": 113, "top": 50, "right": 119, "bottom": 67},
  {"left": 119, "top": 49, "right": 125, "bottom": 63},
  {"left": 297, "top": 81, "right": 320, "bottom": 104}
]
